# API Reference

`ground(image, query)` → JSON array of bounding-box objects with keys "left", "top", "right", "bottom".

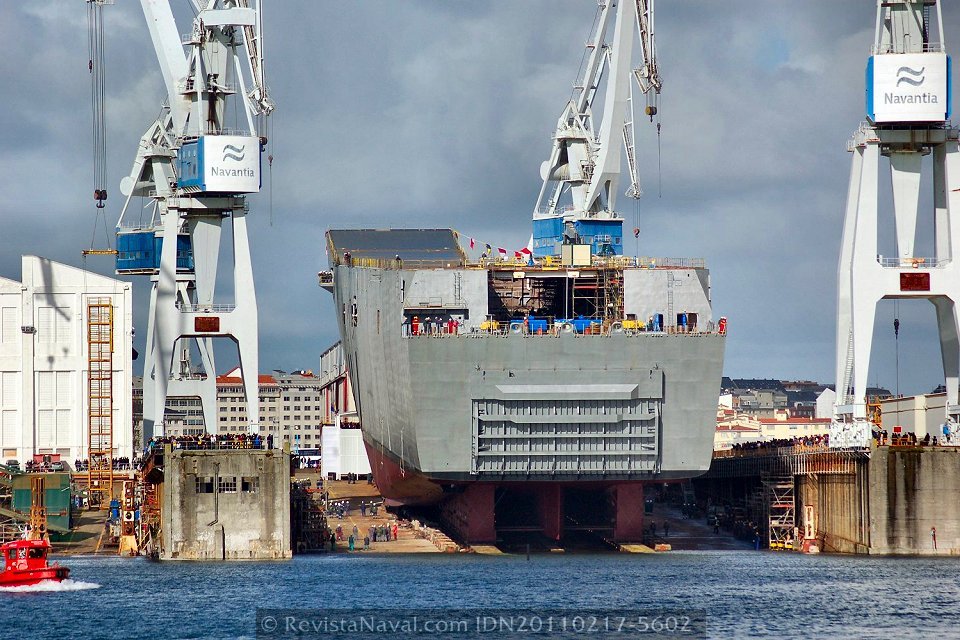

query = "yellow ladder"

[{"left": 87, "top": 298, "right": 115, "bottom": 507}]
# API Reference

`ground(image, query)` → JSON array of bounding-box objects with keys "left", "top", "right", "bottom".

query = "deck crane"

[
  {"left": 115, "top": 0, "right": 274, "bottom": 439},
  {"left": 833, "top": 0, "right": 955, "bottom": 447},
  {"left": 532, "top": 0, "right": 661, "bottom": 259}
]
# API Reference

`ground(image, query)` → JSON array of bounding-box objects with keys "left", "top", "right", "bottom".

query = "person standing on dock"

[
  {"left": 392, "top": 522, "right": 399, "bottom": 541},
  {"left": 348, "top": 534, "right": 355, "bottom": 552}
]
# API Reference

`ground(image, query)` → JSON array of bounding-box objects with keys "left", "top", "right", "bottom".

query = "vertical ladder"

[
  {"left": 840, "top": 327, "right": 855, "bottom": 405},
  {"left": 29, "top": 475, "right": 46, "bottom": 540},
  {"left": 666, "top": 271, "right": 675, "bottom": 330},
  {"left": 87, "top": 298, "right": 115, "bottom": 507}
]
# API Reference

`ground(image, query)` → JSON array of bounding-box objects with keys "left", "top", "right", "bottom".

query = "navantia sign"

[
  {"left": 177, "top": 134, "right": 261, "bottom": 193},
  {"left": 867, "top": 52, "right": 951, "bottom": 123}
]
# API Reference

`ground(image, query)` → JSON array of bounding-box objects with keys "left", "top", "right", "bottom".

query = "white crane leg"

[{"left": 232, "top": 210, "right": 260, "bottom": 433}]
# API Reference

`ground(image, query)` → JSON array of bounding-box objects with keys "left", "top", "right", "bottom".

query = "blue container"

[
  {"left": 528, "top": 316, "right": 549, "bottom": 333},
  {"left": 571, "top": 316, "right": 601, "bottom": 333}
]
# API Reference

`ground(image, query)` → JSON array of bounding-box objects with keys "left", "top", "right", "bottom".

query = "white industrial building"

[
  {"left": 321, "top": 419, "right": 371, "bottom": 479},
  {"left": 0, "top": 256, "right": 133, "bottom": 464}
]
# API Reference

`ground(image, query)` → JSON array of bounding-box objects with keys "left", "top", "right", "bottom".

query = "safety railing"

[
  {"left": 401, "top": 324, "right": 725, "bottom": 338},
  {"left": 870, "top": 42, "right": 945, "bottom": 54},
  {"left": 175, "top": 303, "right": 236, "bottom": 313},
  {"left": 331, "top": 253, "right": 706, "bottom": 271},
  {"left": 878, "top": 256, "right": 950, "bottom": 268}
]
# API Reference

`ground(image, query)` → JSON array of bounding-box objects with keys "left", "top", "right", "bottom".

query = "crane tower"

[
  {"left": 533, "top": 0, "right": 661, "bottom": 259},
  {"left": 115, "top": 0, "right": 274, "bottom": 439},
  {"left": 834, "top": 0, "right": 954, "bottom": 445}
]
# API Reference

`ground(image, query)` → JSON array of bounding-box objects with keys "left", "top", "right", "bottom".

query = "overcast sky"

[{"left": 2, "top": 1, "right": 959, "bottom": 396}]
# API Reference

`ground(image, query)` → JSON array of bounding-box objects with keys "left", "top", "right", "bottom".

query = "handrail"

[
  {"left": 877, "top": 256, "right": 950, "bottom": 268},
  {"left": 870, "top": 43, "right": 945, "bottom": 54},
  {"left": 331, "top": 254, "right": 706, "bottom": 270},
  {"left": 176, "top": 303, "right": 236, "bottom": 313}
]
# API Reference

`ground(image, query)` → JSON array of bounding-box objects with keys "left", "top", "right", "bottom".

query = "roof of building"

[
  {"left": 722, "top": 377, "right": 786, "bottom": 392},
  {"left": 716, "top": 424, "right": 762, "bottom": 432},
  {"left": 216, "top": 367, "right": 277, "bottom": 385},
  {"left": 758, "top": 417, "right": 831, "bottom": 425}
]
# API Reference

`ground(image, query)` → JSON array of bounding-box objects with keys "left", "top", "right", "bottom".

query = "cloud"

[{"left": 2, "top": 1, "right": 958, "bottom": 396}]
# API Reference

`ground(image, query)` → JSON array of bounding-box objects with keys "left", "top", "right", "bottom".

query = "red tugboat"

[{"left": 0, "top": 538, "right": 69, "bottom": 587}]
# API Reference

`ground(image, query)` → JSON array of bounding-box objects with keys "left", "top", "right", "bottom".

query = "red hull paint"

[
  {"left": 364, "top": 441, "right": 649, "bottom": 543},
  {"left": 0, "top": 566, "right": 69, "bottom": 587},
  {"left": 364, "top": 441, "right": 444, "bottom": 506}
]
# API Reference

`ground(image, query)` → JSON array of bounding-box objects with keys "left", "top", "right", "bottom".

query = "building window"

[
  {"left": 218, "top": 476, "right": 237, "bottom": 493},
  {"left": 195, "top": 477, "right": 214, "bottom": 493},
  {"left": 241, "top": 477, "right": 259, "bottom": 493}
]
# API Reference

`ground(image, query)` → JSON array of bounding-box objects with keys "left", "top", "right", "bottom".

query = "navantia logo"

[
  {"left": 896, "top": 66, "right": 926, "bottom": 87},
  {"left": 222, "top": 144, "right": 246, "bottom": 162}
]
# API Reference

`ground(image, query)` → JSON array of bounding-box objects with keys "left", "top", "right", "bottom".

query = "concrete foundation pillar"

[
  {"left": 612, "top": 483, "right": 645, "bottom": 542},
  {"left": 538, "top": 484, "right": 564, "bottom": 542},
  {"left": 461, "top": 484, "right": 497, "bottom": 544}
]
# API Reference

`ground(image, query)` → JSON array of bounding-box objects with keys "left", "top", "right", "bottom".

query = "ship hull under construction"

[{"left": 324, "top": 229, "right": 725, "bottom": 544}]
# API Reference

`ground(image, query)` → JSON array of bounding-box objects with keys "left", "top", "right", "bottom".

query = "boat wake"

[{"left": 0, "top": 579, "right": 101, "bottom": 593}]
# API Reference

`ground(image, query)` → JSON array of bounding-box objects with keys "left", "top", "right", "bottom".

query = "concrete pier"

[
  {"left": 701, "top": 445, "right": 960, "bottom": 555},
  {"left": 158, "top": 447, "right": 292, "bottom": 560}
]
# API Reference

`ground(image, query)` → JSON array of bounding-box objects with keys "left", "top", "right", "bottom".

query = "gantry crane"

[
  {"left": 833, "top": 0, "right": 955, "bottom": 446},
  {"left": 533, "top": 0, "right": 661, "bottom": 258},
  {"left": 115, "top": 0, "right": 274, "bottom": 439}
]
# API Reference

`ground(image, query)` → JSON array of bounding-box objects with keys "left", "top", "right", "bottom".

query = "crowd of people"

[
  {"left": 873, "top": 429, "right": 950, "bottom": 447},
  {"left": 144, "top": 432, "right": 275, "bottom": 458},
  {"left": 403, "top": 316, "right": 460, "bottom": 337},
  {"left": 333, "top": 521, "right": 399, "bottom": 552},
  {"left": 73, "top": 457, "right": 138, "bottom": 472},
  {"left": 728, "top": 435, "right": 830, "bottom": 454}
]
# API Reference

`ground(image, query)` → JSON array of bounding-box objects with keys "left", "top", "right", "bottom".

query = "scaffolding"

[
  {"left": 764, "top": 473, "right": 795, "bottom": 551},
  {"left": 87, "top": 298, "right": 115, "bottom": 507}
]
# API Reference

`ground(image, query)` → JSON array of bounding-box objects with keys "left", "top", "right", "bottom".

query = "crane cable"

[
  {"left": 87, "top": 0, "right": 113, "bottom": 251},
  {"left": 267, "top": 112, "right": 275, "bottom": 227},
  {"left": 894, "top": 302, "right": 901, "bottom": 398}
]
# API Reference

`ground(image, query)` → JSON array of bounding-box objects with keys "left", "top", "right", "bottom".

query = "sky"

[{"left": 2, "top": 1, "right": 959, "bottom": 397}]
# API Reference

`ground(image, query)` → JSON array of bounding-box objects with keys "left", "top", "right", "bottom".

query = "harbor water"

[{"left": 1, "top": 551, "right": 957, "bottom": 639}]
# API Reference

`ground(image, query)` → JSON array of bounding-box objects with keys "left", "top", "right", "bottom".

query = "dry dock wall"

[
  {"left": 868, "top": 448, "right": 960, "bottom": 555},
  {"left": 798, "top": 448, "right": 960, "bottom": 555},
  {"left": 797, "top": 469, "right": 870, "bottom": 554},
  {"left": 161, "top": 449, "right": 291, "bottom": 560}
]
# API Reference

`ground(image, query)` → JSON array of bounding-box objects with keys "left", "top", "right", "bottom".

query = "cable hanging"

[
  {"left": 85, "top": 0, "right": 118, "bottom": 257},
  {"left": 894, "top": 302, "right": 901, "bottom": 398},
  {"left": 88, "top": 0, "right": 108, "bottom": 209}
]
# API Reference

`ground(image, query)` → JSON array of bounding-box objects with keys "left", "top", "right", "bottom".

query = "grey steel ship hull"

[{"left": 325, "top": 229, "right": 725, "bottom": 543}]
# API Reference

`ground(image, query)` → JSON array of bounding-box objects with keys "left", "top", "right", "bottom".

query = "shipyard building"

[{"left": 0, "top": 256, "right": 133, "bottom": 464}]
